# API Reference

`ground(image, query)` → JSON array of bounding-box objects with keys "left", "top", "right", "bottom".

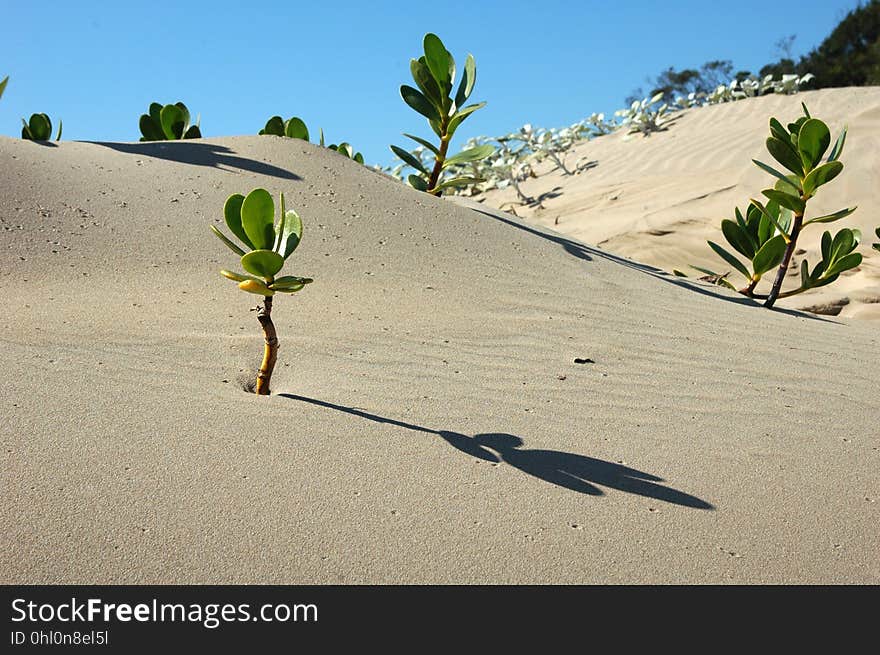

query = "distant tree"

[{"left": 760, "top": 1, "right": 880, "bottom": 87}]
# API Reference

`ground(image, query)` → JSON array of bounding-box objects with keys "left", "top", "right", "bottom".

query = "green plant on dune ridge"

[
  {"left": 260, "top": 116, "right": 365, "bottom": 163},
  {"left": 210, "top": 188, "right": 313, "bottom": 395},
  {"left": 260, "top": 115, "right": 310, "bottom": 140},
  {"left": 391, "top": 33, "right": 494, "bottom": 195},
  {"left": 21, "top": 113, "right": 62, "bottom": 141},
  {"left": 696, "top": 103, "right": 861, "bottom": 309},
  {"left": 0, "top": 76, "right": 8, "bottom": 100},
  {"left": 139, "top": 101, "right": 201, "bottom": 141}
]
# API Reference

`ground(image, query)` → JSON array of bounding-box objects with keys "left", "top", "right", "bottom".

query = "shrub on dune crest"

[
  {"left": 259, "top": 115, "right": 365, "bottom": 163},
  {"left": 210, "top": 189, "right": 313, "bottom": 395},
  {"left": 21, "top": 112, "right": 62, "bottom": 141},
  {"left": 139, "top": 101, "right": 201, "bottom": 141},
  {"left": 697, "top": 104, "right": 861, "bottom": 308}
]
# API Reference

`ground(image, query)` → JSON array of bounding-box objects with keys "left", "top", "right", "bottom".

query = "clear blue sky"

[{"left": 0, "top": 0, "right": 863, "bottom": 166}]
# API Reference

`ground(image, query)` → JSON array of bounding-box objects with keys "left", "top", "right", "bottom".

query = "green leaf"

[
  {"left": 829, "top": 229, "right": 856, "bottom": 263},
  {"left": 149, "top": 102, "right": 163, "bottom": 127},
  {"left": 0, "top": 76, "right": 7, "bottom": 100},
  {"left": 752, "top": 234, "right": 787, "bottom": 276},
  {"left": 278, "top": 209, "right": 303, "bottom": 258},
  {"left": 769, "top": 117, "right": 790, "bottom": 143},
  {"left": 454, "top": 53, "right": 476, "bottom": 109},
  {"left": 801, "top": 102, "right": 811, "bottom": 119},
  {"left": 800, "top": 259, "right": 811, "bottom": 288},
  {"left": 401, "top": 85, "right": 440, "bottom": 122},
  {"left": 762, "top": 188, "right": 805, "bottom": 215},
  {"left": 753, "top": 159, "right": 801, "bottom": 192},
  {"left": 797, "top": 118, "right": 831, "bottom": 171},
  {"left": 160, "top": 103, "right": 185, "bottom": 139},
  {"left": 223, "top": 193, "right": 253, "bottom": 250},
  {"left": 26, "top": 113, "right": 52, "bottom": 140},
  {"left": 766, "top": 136, "right": 803, "bottom": 176},
  {"left": 408, "top": 174, "right": 428, "bottom": 191},
  {"left": 721, "top": 219, "right": 755, "bottom": 258},
  {"left": 210, "top": 225, "right": 247, "bottom": 256},
  {"left": 750, "top": 198, "right": 790, "bottom": 239},
  {"left": 390, "top": 145, "right": 430, "bottom": 175},
  {"left": 240, "top": 188, "right": 276, "bottom": 250},
  {"left": 434, "top": 176, "right": 485, "bottom": 191},
  {"left": 183, "top": 125, "right": 201, "bottom": 139},
  {"left": 423, "top": 33, "right": 453, "bottom": 91},
  {"left": 708, "top": 241, "right": 752, "bottom": 280},
  {"left": 825, "top": 252, "right": 861, "bottom": 277},
  {"left": 410, "top": 58, "right": 444, "bottom": 109},
  {"left": 270, "top": 275, "right": 313, "bottom": 289},
  {"left": 241, "top": 249, "right": 285, "bottom": 279},
  {"left": 804, "top": 206, "right": 856, "bottom": 227},
  {"left": 261, "top": 116, "right": 284, "bottom": 136},
  {"left": 284, "top": 117, "right": 309, "bottom": 141},
  {"left": 447, "top": 102, "right": 486, "bottom": 136},
  {"left": 442, "top": 143, "right": 495, "bottom": 168},
  {"left": 56, "top": 119, "right": 62, "bottom": 141},
  {"left": 139, "top": 114, "right": 164, "bottom": 141},
  {"left": 828, "top": 126, "right": 847, "bottom": 162},
  {"left": 403, "top": 133, "right": 440, "bottom": 156},
  {"left": 821, "top": 231, "right": 832, "bottom": 262},
  {"left": 802, "top": 160, "right": 843, "bottom": 197}
]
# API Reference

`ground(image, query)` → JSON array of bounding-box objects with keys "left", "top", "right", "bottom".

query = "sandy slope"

[
  {"left": 478, "top": 87, "right": 880, "bottom": 320},
  {"left": 1, "top": 134, "right": 878, "bottom": 584}
]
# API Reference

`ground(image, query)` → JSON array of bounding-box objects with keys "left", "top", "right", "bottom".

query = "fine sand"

[
  {"left": 478, "top": 87, "right": 880, "bottom": 320},
  {"left": 1, "top": 127, "right": 878, "bottom": 584}
]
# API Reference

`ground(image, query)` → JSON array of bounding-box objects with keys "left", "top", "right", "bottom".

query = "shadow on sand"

[
  {"left": 468, "top": 205, "right": 834, "bottom": 322},
  {"left": 279, "top": 393, "right": 713, "bottom": 510},
  {"left": 92, "top": 140, "right": 301, "bottom": 180}
]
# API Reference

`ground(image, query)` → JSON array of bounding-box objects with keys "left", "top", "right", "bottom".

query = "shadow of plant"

[
  {"left": 92, "top": 140, "right": 301, "bottom": 180},
  {"left": 280, "top": 393, "right": 713, "bottom": 509}
]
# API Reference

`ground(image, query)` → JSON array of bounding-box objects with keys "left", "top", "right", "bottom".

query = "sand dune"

[
  {"left": 1, "top": 132, "right": 878, "bottom": 584},
  {"left": 478, "top": 87, "right": 880, "bottom": 319}
]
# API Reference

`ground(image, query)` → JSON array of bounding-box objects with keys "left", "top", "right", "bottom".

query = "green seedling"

[
  {"left": 21, "top": 113, "right": 62, "bottom": 141},
  {"left": 259, "top": 116, "right": 309, "bottom": 140},
  {"left": 698, "top": 104, "right": 860, "bottom": 308},
  {"left": 0, "top": 76, "right": 8, "bottom": 100},
  {"left": 391, "top": 33, "right": 494, "bottom": 195},
  {"left": 210, "top": 189, "right": 313, "bottom": 395},
  {"left": 326, "top": 142, "right": 365, "bottom": 164},
  {"left": 139, "top": 102, "right": 201, "bottom": 141}
]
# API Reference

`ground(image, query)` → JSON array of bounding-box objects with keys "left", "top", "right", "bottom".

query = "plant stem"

[
  {"left": 255, "top": 296, "right": 278, "bottom": 395},
  {"left": 764, "top": 212, "right": 803, "bottom": 308},
  {"left": 739, "top": 278, "right": 760, "bottom": 296},
  {"left": 428, "top": 135, "right": 450, "bottom": 195}
]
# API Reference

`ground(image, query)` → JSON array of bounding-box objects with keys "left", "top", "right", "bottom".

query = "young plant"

[
  {"left": 139, "top": 102, "right": 201, "bottom": 141},
  {"left": 210, "top": 189, "right": 313, "bottom": 395},
  {"left": 259, "top": 116, "right": 309, "bottom": 140},
  {"left": 699, "top": 104, "right": 860, "bottom": 308},
  {"left": 391, "top": 33, "right": 494, "bottom": 195},
  {"left": 615, "top": 92, "right": 677, "bottom": 136},
  {"left": 326, "top": 142, "right": 365, "bottom": 164},
  {"left": 21, "top": 113, "right": 62, "bottom": 141}
]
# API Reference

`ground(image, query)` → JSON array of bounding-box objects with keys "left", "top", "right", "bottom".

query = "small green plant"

[
  {"left": 259, "top": 115, "right": 309, "bottom": 140},
  {"left": 0, "top": 76, "right": 8, "bottom": 100},
  {"left": 698, "top": 104, "right": 860, "bottom": 308},
  {"left": 210, "top": 189, "right": 313, "bottom": 395},
  {"left": 139, "top": 102, "right": 201, "bottom": 141},
  {"left": 21, "top": 113, "right": 62, "bottom": 141},
  {"left": 391, "top": 33, "right": 494, "bottom": 195},
  {"left": 326, "top": 141, "right": 365, "bottom": 164}
]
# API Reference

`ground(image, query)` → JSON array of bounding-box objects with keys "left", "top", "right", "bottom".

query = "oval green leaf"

[
  {"left": 752, "top": 234, "right": 787, "bottom": 276},
  {"left": 802, "top": 160, "right": 843, "bottom": 196},
  {"left": 241, "top": 249, "right": 285, "bottom": 279},
  {"left": 797, "top": 118, "right": 831, "bottom": 172},
  {"left": 240, "top": 188, "right": 276, "bottom": 250},
  {"left": 401, "top": 85, "right": 440, "bottom": 122}
]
